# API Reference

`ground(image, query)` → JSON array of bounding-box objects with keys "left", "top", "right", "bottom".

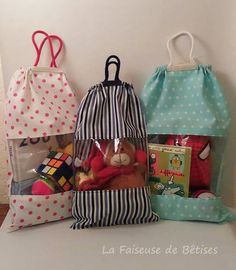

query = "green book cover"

[{"left": 148, "top": 143, "right": 192, "bottom": 197}]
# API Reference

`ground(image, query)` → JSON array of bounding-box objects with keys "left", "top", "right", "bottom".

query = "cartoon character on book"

[
  {"left": 153, "top": 175, "right": 184, "bottom": 196},
  {"left": 170, "top": 154, "right": 182, "bottom": 171},
  {"left": 148, "top": 143, "right": 191, "bottom": 197}
]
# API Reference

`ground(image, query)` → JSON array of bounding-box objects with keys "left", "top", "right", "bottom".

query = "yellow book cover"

[{"left": 148, "top": 143, "right": 192, "bottom": 197}]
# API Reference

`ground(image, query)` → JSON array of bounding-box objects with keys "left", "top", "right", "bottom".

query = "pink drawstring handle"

[{"left": 32, "top": 30, "right": 63, "bottom": 68}]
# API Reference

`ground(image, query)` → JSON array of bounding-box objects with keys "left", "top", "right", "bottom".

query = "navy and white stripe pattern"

[
  {"left": 75, "top": 83, "right": 146, "bottom": 140},
  {"left": 71, "top": 187, "right": 159, "bottom": 229},
  {"left": 74, "top": 82, "right": 147, "bottom": 162},
  {"left": 72, "top": 81, "right": 159, "bottom": 228}
]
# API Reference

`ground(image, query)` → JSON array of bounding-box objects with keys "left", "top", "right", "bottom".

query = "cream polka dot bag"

[{"left": 5, "top": 30, "right": 79, "bottom": 231}]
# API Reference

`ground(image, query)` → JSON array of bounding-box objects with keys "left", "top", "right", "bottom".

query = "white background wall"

[
  {"left": 0, "top": 60, "right": 8, "bottom": 203},
  {"left": 0, "top": 0, "right": 235, "bottom": 206}
]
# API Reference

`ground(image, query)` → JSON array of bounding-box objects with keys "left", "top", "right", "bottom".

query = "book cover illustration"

[{"left": 148, "top": 143, "right": 192, "bottom": 197}]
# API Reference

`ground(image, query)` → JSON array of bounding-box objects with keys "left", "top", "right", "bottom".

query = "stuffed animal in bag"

[
  {"left": 165, "top": 135, "right": 211, "bottom": 189},
  {"left": 76, "top": 139, "right": 147, "bottom": 191}
]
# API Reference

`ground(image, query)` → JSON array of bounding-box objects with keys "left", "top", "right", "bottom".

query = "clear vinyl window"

[
  {"left": 9, "top": 134, "right": 74, "bottom": 195},
  {"left": 74, "top": 138, "right": 148, "bottom": 191},
  {"left": 148, "top": 134, "right": 224, "bottom": 199}
]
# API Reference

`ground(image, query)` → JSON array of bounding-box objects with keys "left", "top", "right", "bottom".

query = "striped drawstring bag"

[{"left": 71, "top": 55, "right": 159, "bottom": 229}]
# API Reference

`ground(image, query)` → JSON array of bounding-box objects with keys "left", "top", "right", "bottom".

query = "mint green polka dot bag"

[{"left": 141, "top": 31, "right": 236, "bottom": 223}]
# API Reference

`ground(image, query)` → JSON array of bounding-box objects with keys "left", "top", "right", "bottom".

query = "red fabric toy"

[
  {"left": 77, "top": 139, "right": 147, "bottom": 191},
  {"left": 166, "top": 135, "right": 211, "bottom": 189}
]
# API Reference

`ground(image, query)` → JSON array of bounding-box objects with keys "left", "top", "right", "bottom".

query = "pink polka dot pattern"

[
  {"left": 8, "top": 191, "right": 73, "bottom": 232},
  {"left": 5, "top": 67, "right": 79, "bottom": 139},
  {"left": 6, "top": 67, "right": 78, "bottom": 232}
]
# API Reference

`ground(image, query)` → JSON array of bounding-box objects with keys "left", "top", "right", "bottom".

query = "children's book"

[{"left": 148, "top": 143, "right": 192, "bottom": 197}]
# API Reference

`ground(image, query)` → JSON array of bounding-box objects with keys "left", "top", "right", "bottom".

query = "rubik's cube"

[{"left": 37, "top": 151, "right": 74, "bottom": 191}]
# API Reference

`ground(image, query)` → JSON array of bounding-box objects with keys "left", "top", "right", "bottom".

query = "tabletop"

[{"left": 0, "top": 212, "right": 236, "bottom": 270}]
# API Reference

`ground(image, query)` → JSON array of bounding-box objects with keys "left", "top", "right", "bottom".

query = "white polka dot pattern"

[
  {"left": 141, "top": 65, "right": 230, "bottom": 136},
  {"left": 151, "top": 195, "right": 236, "bottom": 223},
  {"left": 142, "top": 64, "right": 235, "bottom": 223}
]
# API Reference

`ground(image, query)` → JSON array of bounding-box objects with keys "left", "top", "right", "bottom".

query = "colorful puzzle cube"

[{"left": 37, "top": 151, "right": 74, "bottom": 191}]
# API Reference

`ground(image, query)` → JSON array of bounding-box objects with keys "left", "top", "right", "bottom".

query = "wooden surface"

[{"left": 0, "top": 204, "right": 9, "bottom": 227}]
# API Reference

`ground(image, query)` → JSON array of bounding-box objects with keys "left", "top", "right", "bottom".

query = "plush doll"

[
  {"left": 192, "top": 189, "right": 216, "bottom": 199},
  {"left": 75, "top": 169, "right": 95, "bottom": 189},
  {"left": 165, "top": 135, "right": 211, "bottom": 189},
  {"left": 77, "top": 139, "right": 147, "bottom": 191}
]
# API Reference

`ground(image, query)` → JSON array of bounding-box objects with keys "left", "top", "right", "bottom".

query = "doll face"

[
  {"left": 110, "top": 152, "right": 131, "bottom": 167},
  {"left": 104, "top": 139, "right": 135, "bottom": 167}
]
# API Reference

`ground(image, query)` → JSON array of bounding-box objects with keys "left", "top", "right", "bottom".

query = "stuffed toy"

[
  {"left": 32, "top": 177, "right": 55, "bottom": 195},
  {"left": 75, "top": 169, "right": 95, "bottom": 189},
  {"left": 76, "top": 139, "right": 147, "bottom": 191},
  {"left": 192, "top": 189, "right": 216, "bottom": 199},
  {"left": 165, "top": 135, "right": 211, "bottom": 189}
]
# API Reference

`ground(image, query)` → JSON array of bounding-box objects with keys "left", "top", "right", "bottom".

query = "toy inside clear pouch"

[
  {"left": 9, "top": 134, "right": 74, "bottom": 195},
  {"left": 74, "top": 138, "right": 148, "bottom": 191},
  {"left": 147, "top": 134, "right": 225, "bottom": 198}
]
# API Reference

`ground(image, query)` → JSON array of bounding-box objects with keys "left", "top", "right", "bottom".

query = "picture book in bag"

[{"left": 148, "top": 143, "right": 192, "bottom": 197}]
